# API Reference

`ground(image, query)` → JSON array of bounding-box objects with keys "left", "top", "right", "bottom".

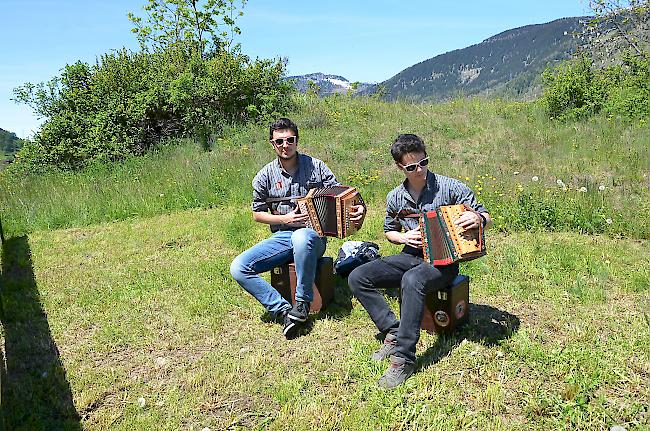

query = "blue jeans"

[{"left": 230, "top": 228, "right": 327, "bottom": 317}]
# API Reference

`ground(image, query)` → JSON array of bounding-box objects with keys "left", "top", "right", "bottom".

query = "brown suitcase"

[
  {"left": 421, "top": 274, "right": 470, "bottom": 334},
  {"left": 400, "top": 274, "right": 470, "bottom": 334},
  {"left": 270, "top": 257, "right": 335, "bottom": 312}
]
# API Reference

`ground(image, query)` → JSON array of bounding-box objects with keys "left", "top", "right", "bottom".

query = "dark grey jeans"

[{"left": 348, "top": 252, "right": 459, "bottom": 364}]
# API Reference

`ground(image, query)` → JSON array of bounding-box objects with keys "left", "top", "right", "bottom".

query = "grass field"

[
  {"left": 0, "top": 95, "right": 649, "bottom": 430},
  {"left": 1, "top": 206, "right": 649, "bottom": 430}
]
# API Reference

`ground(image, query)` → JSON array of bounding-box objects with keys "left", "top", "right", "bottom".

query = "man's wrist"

[{"left": 478, "top": 212, "right": 487, "bottom": 228}]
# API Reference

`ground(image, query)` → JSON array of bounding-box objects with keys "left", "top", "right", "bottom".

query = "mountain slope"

[
  {"left": 382, "top": 17, "right": 587, "bottom": 101},
  {"left": 0, "top": 128, "right": 23, "bottom": 160},
  {"left": 285, "top": 73, "right": 375, "bottom": 96}
]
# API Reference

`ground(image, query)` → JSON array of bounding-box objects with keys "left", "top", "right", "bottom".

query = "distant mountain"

[
  {"left": 381, "top": 17, "right": 587, "bottom": 101},
  {"left": 285, "top": 73, "right": 375, "bottom": 96},
  {"left": 0, "top": 128, "right": 23, "bottom": 160}
]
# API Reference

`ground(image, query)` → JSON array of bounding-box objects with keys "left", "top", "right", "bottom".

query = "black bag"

[{"left": 334, "top": 241, "right": 380, "bottom": 277}]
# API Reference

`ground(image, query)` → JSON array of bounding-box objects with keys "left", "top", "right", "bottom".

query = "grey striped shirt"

[
  {"left": 384, "top": 171, "right": 488, "bottom": 233},
  {"left": 252, "top": 153, "right": 340, "bottom": 232}
]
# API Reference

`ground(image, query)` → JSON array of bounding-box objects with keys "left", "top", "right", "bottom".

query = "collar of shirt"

[
  {"left": 398, "top": 170, "right": 438, "bottom": 205},
  {"left": 274, "top": 152, "right": 302, "bottom": 177}
]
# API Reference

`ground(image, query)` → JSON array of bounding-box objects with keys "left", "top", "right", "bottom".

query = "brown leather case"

[
  {"left": 270, "top": 257, "right": 334, "bottom": 312},
  {"left": 412, "top": 274, "right": 470, "bottom": 334}
]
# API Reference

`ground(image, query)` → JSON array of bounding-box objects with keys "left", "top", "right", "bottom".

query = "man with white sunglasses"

[
  {"left": 230, "top": 117, "right": 365, "bottom": 339},
  {"left": 348, "top": 133, "right": 491, "bottom": 389}
]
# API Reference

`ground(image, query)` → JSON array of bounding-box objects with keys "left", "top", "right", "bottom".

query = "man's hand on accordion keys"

[
  {"left": 281, "top": 209, "right": 310, "bottom": 225},
  {"left": 454, "top": 211, "right": 484, "bottom": 237},
  {"left": 402, "top": 226, "right": 423, "bottom": 248},
  {"left": 349, "top": 204, "right": 366, "bottom": 227}
]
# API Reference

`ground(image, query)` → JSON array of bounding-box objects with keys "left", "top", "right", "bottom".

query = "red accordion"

[{"left": 419, "top": 204, "right": 486, "bottom": 266}]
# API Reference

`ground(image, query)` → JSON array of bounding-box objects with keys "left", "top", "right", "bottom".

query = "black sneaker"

[
  {"left": 288, "top": 300, "right": 310, "bottom": 323},
  {"left": 283, "top": 312, "right": 300, "bottom": 339}
]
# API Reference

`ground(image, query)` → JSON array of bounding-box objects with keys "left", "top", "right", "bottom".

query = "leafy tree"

[
  {"left": 542, "top": 0, "right": 650, "bottom": 120},
  {"left": 128, "top": 0, "right": 246, "bottom": 56},
  {"left": 13, "top": 47, "right": 293, "bottom": 170},
  {"left": 582, "top": 0, "right": 649, "bottom": 60},
  {"left": 542, "top": 56, "right": 606, "bottom": 120}
]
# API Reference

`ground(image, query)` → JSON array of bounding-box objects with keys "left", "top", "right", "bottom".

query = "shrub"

[
  {"left": 541, "top": 56, "right": 606, "bottom": 121},
  {"left": 542, "top": 52, "right": 650, "bottom": 121},
  {"left": 12, "top": 45, "right": 294, "bottom": 171}
]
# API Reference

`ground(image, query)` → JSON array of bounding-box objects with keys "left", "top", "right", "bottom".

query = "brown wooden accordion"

[
  {"left": 296, "top": 186, "right": 364, "bottom": 238},
  {"left": 419, "top": 204, "right": 486, "bottom": 266}
]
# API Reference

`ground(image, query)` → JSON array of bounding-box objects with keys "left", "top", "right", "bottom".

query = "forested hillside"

[
  {"left": 0, "top": 128, "right": 23, "bottom": 157},
  {"left": 381, "top": 17, "right": 584, "bottom": 101}
]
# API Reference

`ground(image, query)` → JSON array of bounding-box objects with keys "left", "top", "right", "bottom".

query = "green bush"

[
  {"left": 542, "top": 52, "right": 650, "bottom": 121},
  {"left": 13, "top": 46, "right": 294, "bottom": 171},
  {"left": 602, "top": 54, "right": 650, "bottom": 119},
  {"left": 541, "top": 56, "right": 606, "bottom": 121}
]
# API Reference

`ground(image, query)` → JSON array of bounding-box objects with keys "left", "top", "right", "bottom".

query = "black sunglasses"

[
  {"left": 271, "top": 136, "right": 297, "bottom": 146},
  {"left": 401, "top": 157, "right": 429, "bottom": 172}
]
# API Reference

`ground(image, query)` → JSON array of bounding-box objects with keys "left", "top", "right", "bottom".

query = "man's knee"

[
  {"left": 229, "top": 255, "right": 247, "bottom": 282},
  {"left": 291, "top": 228, "right": 319, "bottom": 247},
  {"left": 401, "top": 265, "right": 447, "bottom": 295},
  {"left": 348, "top": 263, "right": 374, "bottom": 293},
  {"left": 347, "top": 266, "right": 363, "bottom": 293},
  {"left": 401, "top": 270, "right": 424, "bottom": 293}
]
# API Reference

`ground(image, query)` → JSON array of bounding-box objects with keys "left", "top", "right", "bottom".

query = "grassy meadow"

[{"left": 0, "top": 95, "right": 649, "bottom": 430}]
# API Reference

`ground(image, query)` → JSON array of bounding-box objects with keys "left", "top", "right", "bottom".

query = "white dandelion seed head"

[
  {"left": 598, "top": 185, "right": 605, "bottom": 191},
  {"left": 556, "top": 179, "right": 565, "bottom": 185},
  {"left": 137, "top": 397, "right": 146, "bottom": 408},
  {"left": 532, "top": 176, "right": 539, "bottom": 182},
  {"left": 579, "top": 187, "right": 588, "bottom": 193},
  {"left": 606, "top": 218, "right": 613, "bottom": 224}
]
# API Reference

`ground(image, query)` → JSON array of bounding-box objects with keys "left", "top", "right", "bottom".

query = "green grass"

[
  {"left": 1, "top": 95, "right": 649, "bottom": 239},
  {"left": 0, "top": 95, "right": 649, "bottom": 429},
  {"left": 1, "top": 207, "right": 648, "bottom": 430}
]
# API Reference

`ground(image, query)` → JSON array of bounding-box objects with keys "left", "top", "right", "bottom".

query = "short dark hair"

[
  {"left": 269, "top": 117, "right": 299, "bottom": 141},
  {"left": 390, "top": 134, "right": 427, "bottom": 163}
]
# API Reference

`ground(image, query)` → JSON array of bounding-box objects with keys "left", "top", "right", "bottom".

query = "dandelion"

[
  {"left": 556, "top": 179, "right": 565, "bottom": 186},
  {"left": 598, "top": 185, "right": 605, "bottom": 191},
  {"left": 579, "top": 187, "right": 587, "bottom": 193},
  {"left": 532, "top": 176, "right": 539, "bottom": 182},
  {"left": 606, "top": 218, "right": 613, "bottom": 224}
]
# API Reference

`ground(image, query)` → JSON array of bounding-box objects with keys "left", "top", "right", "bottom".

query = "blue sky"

[{"left": 1, "top": 0, "right": 589, "bottom": 138}]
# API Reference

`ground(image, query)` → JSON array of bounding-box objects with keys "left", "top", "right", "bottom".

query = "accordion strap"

[{"left": 265, "top": 195, "right": 305, "bottom": 204}]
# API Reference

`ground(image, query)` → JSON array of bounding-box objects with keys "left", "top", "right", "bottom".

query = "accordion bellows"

[
  {"left": 297, "top": 186, "right": 364, "bottom": 238},
  {"left": 419, "top": 204, "right": 486, "bottom": 265}
]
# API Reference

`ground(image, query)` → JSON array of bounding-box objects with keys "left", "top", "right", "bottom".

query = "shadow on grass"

[
  {"left": 260, "top": 277, "right": 356, "bottom": 338},
  {"left": 0, "top": 222, "right": 81, "bottom": 430},
  {"left": 417, "top": 303, "right": 521, "bottom": 370}
]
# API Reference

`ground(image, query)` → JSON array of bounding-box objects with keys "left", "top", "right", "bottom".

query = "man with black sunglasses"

[
  {"left": 348, "top": 133, "right": 491, "bottom": 389},
  {"left": 230, "top": 117, "right": 365, "bottom": 339}
]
